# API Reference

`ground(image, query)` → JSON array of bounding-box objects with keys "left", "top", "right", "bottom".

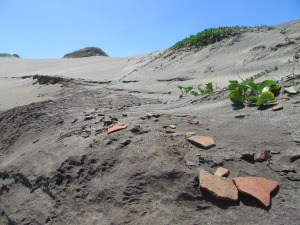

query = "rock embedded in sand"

[
  {"left": 187, "top": 136, "right": 216, "bottom": 149},
  {"left": 188, "top": 119, "right": 199, "bottom": 124},
  {"left": 199, "top": 171, "right": 238, "bottom": 201},
  {"left": 214, "top": 167, "right": 230, "bottom": 177},
  {"left": 107, "top": 123, "right": 127, "bottom": 134},
  {"left": 232, "top": 177, "right": 279, "bottom": 207}
]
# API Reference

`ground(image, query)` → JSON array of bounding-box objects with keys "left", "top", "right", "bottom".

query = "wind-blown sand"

[{"left": 0, "top": 19, "right": 299, "bottom": 224}]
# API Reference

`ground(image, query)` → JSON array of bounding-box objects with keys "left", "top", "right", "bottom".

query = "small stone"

[
  {"left": 232, "top": 177, "right": 279, "bottom": 207},
  {"left": 169, "top": 125, "right": 176, "bottom": 129},
  {"left": 199, "top": 171, "right": 238, "bottom": 201},
  {"left": 214, "top": 167, "right": 230, "bottom": 177},
  {"left": 259, "top": 148, "right": 270, "bottom": 161},
  {"left": 165, "top": 127, "right": 176, "bottom": 133},
  {"left": 150, "top": 116, "right": 158, "bottom": 122},
  {"left": 82, "top": 134, "right": 89, "bottom": 138},
  {"left": 107, "top": 123, "right": 127, "bottom": 134},
  {"left": 71, "top": 119, "right": 78, "bottom": 124},
  {"left": 187, "top": 136, "right": 216, "bottom": 149},
  {"left": 110, "top": 116, "right": 118, "bottom": 121},
  {"left": 272, "top": 105, "right": 283, "bottom": 111},
  {"left": 241, "top": 153, "right": 255, "bottom": 162},
  {"left": 95, "top": 115, "right": 105, "bottom": 123},
  {"left": 188, "top": 119, "right": 199, "bottom": 124},
  {"left": 85, "top": 115, "right": 93, "bottom": 120}
]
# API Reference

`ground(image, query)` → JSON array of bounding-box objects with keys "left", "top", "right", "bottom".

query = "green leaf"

[
  {"left": 205, "top": 82, "right": 213, "bottom": 93},
  {"left": 257, "top": 80, "right": 275, "bottom": 93},
  {"left": 256, "top": 91, "right": 274, "bottom": 105},
  {"left": 245, "top": 81, "right": 258, "bottom": 91},
  {"left": 228, "top": 83, "right": 241, "bottom": 91},
  {"left": 190, "top": 91, "right": 199, "bottom": 96},
  {"left": 198, "top": 88, "right": 205, "bottom": 94},
  {"left": 245, "top": 96, "right": 259, "bottom": 102},
  {"left": 270, "top": 84, "right": 281, "bottom": 91},
  {"left": 229, "top": 80, "right": 239, "bottom": 84},
  {"left": 285, "top": 82, "right": 300, "bottom": 94},
  {"left": 183, "top": 86, "right": 193, "bottom": 94},
  {"left": 177, "top": 86, "right": 183, "bottom": 90},
  {"left": 229, "top": 90, "right": 245, "bottom": 103}
]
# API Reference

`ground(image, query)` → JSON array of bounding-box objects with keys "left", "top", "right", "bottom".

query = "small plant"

[
  {"left": 177, "top": 82, "right": 214, "bottom": 98},
  {"left": 198, "top": 82, "right": 214, "bottom": 94},
  {"left": 294, "top": 53, "right": 300, "bottom": 59},
  {"left": 228, "top": 80, "right": 281, "bottom": 106},
  {"left": 177, "top": 86, "right": 193, "bottom": 97},
  {"left": 245, "top": 66, "right": 279, "bottom": 82}
]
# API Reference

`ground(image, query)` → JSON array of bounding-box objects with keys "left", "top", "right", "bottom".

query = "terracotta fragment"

[
  {"left": 259, "top": 148, "right": 270, "bottom": 161},
  {"left": 272, "top": 105, "right": 283, "bottom": 111},
  {"left": 107, "top": 123, "right": 127, "bottom": 134},
  {"left": 199, "top": 171, "right": 238, "bottom": 201},
  {"left": 214, "top": 167, "right": 230, "bottom": 177},
  {"left": 185, "top": 132, "right": 196, "bottom": 138},
  {"left": 187, "top": 136, "right": 216, "bottom": 149},
  {"left": 95, "top": 115, "right": 105, "bottom": 123},
  {"left": 165, "top": 127, "right": 176, "bottom": 133},
  {"left": 232, "top": 177, "right": 279, "bottom": 207}
]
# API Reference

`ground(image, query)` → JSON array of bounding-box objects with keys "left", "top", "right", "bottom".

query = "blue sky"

[{"left": 1, "top": 0, "right": 299, "bottom": 59}]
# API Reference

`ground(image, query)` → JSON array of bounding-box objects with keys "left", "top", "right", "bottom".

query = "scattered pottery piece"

[
  {"left": 187, "top": 136, "right": 216, "bottom": 149},
  {"left": 232, "top": 177, "right": 279, "bottom": 207},
  {"left": 188, "top": 119, "right": 199, "bottom": 124},
  {"left": 165, "top": 127, "right": 176, "bottom": 133},
  {"left": 169, "top": 125, "right": 176, "bottom": 129},
  {"left": 95, "top": 115, "right": 105, "bottom": 123},
  {"left": 259, "top": 149, "right": 270, "bottom": 161},
  {"left": 199, "top": 171, "right": 238, "bottom": 201},
  {"left": 214, "top": 167, "right": 230, "bottom": 177},
  {"left": 107, "top": 123, "right": 127, "bottom": 134},
  {"left": 272, "top": 105, "right": 283, "bottom": 111},
  {"left": 241, "top": 153, "right": 255, "bottom": 162},
  {"left": 185, "top": 132, "right": 196, "bottom": 138}
]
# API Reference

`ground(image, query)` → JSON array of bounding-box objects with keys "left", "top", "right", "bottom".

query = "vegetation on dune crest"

[
  {"left": 170, "top": 25, "right": 274, "bottom": 51},
  {"left": 0, "top": 53, "right": 20, "bottom": 58},
  {"left": 63, "top": 47, "right": 108, "bottom": 58}
]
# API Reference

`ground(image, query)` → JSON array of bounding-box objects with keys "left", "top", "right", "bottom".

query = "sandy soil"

[{"left": 0, "top": 19, "right": 299, "bottom": 225}]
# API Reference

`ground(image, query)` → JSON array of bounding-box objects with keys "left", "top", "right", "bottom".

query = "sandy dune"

[{"left": 0, "top": 19, "right": 299, "bottom": 225}]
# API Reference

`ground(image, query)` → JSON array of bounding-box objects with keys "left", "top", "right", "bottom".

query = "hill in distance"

[
  {"left": 62, "top": 47, "right": 108, "bottom": 58},
  {"left": 0, "top": 53, "right": 20, "bottom": 58}
]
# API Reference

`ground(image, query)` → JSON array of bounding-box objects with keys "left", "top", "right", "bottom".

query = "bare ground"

[{"left": 0, "top": 76, "right": 299, "bottom": 225}]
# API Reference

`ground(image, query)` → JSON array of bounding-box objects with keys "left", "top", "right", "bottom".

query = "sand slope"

[{"left": 0, "top": 19, "right": 300, "bottom": 225}]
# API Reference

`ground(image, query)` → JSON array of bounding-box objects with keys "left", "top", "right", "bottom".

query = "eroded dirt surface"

[{"left": 0, "top": 78, "right": 299, "bottom": 225}]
